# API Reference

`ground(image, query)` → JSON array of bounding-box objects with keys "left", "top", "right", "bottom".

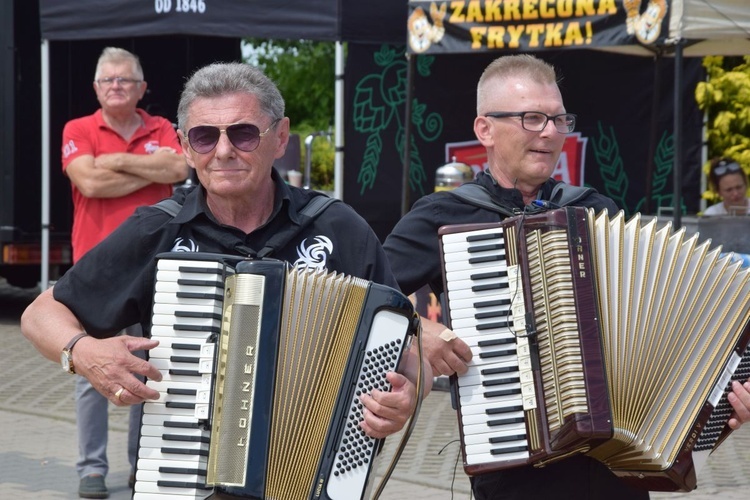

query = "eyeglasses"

[
  {"left": 186, "top": 119, "right": 281, "bottom": 154},
  {"left": 95, "top": 77, "right": 142, "bottom": 88},
  {"left": 713, "top": 160, "right": 742, "bottom": 177},
  {"left": 484, "top": 111, "right": 577, "bottom": 134}
]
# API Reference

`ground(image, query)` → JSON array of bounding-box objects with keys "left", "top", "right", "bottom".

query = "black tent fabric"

[{"left": 39, "top": 0, "right": 407, "bottom": 44}]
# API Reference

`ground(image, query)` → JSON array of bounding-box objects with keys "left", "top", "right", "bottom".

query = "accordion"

[
  {"left": 134, "top": 252, "right": 419, "bottom": 499},
  {"left": 438, "top": 207, "right": 750, "bottom": 491}
]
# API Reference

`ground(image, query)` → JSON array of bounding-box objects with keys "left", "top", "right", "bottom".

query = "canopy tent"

[
  {"left": 403, "top": 0, "right": 750, "bottom": 224},
  {"left": 36, "top": 0, "right": 408, "bottom": 289}
]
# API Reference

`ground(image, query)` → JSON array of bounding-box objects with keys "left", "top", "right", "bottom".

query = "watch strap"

[{"left": 64, "top": 332, "right": 89, "bottom": 352}]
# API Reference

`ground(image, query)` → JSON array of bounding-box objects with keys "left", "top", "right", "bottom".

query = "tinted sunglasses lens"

[
  {"left": 188, "top": 126, "right": 220, "bottom": 153},
  {"left": 714, "top": 162, "right": 741, "bottom": 176},
  {"left": 226, "top": 124, "right": 261, "bottom": 152}
]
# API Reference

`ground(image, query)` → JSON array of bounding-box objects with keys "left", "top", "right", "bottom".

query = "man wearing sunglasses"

[
  {"left": 60, "top": 47, "right": 188, "bottom": 499},
  {"left": 22, "top": 61, "right": 429, "bottom": 492},
  {"left": 703, "top": 157, "right": 750, "bottom": 216},
  {"left": 383, "top": 55, "right": 750, "bottom": 499}
]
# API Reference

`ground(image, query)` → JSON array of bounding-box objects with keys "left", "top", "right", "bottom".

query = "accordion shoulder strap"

[
  {"left": 450, "top": 181, "right": 595, "bottom": 216},
  {"left": 151, "top": 191, "right": 340, "bottom": 258}
]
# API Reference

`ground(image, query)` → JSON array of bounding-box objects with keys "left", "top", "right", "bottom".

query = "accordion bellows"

[{"left": 439, "top": 207, "right": 750, "bottom": 491}]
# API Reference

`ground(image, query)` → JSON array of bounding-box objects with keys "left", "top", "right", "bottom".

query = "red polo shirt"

[{"left": 62, "top": 108, "right": 182, "bottom": 262}]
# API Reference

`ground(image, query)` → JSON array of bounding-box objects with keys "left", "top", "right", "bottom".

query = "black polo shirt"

[{"left": 54, "top": 169, "right": 397, "bottom": 338}]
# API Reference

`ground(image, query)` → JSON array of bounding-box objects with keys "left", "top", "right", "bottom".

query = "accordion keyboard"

[
  {"left": 441, "top": 227, "right": 531, "bottom": 466},
  {"left": 134, "top": 258, "right": 228, "bottom": 499}
]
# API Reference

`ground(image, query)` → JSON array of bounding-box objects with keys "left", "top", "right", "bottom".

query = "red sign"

[{"left": 445, "top": 133, "right": 588, "bottom": 186}]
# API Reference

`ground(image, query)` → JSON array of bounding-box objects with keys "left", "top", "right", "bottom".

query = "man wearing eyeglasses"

[
  {"left": 23, "top": 61, "right": 428, "bottom": 496},
  {"left": 703, "top": 157, "right": 750, "bottom": 216},
  {"left": 383, "top": 54, "right": 750, "bottom": 499},
  {"left": 60, "top": 47, "right": 188, "bottom": 498}
]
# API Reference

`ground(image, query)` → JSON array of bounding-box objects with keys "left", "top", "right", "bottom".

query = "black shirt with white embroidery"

[{"left": 53, "top": 169, "right": 397, "bottom": 338}]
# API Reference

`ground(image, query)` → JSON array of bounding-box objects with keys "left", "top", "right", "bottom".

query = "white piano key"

[
  {"left": 459, "top": 392, "right": 524, "bottom": 410},
  {"left": 140, "top": 423, "right": 208, "bottom": 439},
  {"left": 152, "top": 302, "right": 222, "bottom": 316},
  {"left": 445, "top": 258, "right": 505, "bottom": 273},
  {"left": 441, "top": 227, "right": 504, "bottom": 245},
  {"left": 465, "top": 448, "right": 530, "bottom": 465},
  {"left": 153, "top": 293, "right": 221, "bottom": 306},
  {"left": 156, "top": 269, "right": 223, "bottom": 283},
  {"left": 156, "top": 259, "right": 227, "bottom": 271},
  {"left": 151, "top": 325, "right": 219, "bottom": 338},
  {"left": 144, "top": 402, "right": 200, "bottom": 417},
  {"left": 155, "top": 281, "right": 224, "bottom": 296},
  {"left": 461, "top": 409, "right": 525, "bottom": 426},
  {"left": 444, "top": 266, "right": 509, "bottom": 282},
  {"left": 462, "top": 423, "right": 527, "bottom": 444},
  {"left": 137, "top": 458, "right": 208, "bottom": 471},
  {"left": 459, "top": 381, "right": 522, "bottom": 398}
]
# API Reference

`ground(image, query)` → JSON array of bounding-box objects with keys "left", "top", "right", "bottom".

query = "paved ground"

[{"left": 2, "top": 279, "right": 749, "bottom": 499}]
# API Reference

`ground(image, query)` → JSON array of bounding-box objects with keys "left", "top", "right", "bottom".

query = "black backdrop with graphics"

[{"left": 344, "top": 44, "right": 704, "bottom": 242}]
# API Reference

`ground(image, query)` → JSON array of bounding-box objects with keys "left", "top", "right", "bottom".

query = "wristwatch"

[{"left": 61, "top": 333, "right": 89, "bottom": 374}]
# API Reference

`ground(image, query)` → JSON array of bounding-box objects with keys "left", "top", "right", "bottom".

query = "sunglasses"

[
  {"left": 713, "top": 160, "right": 742, "bottom": 176},
  {"left": 186, "top": 119, "right": 280, "bottom": 154}
]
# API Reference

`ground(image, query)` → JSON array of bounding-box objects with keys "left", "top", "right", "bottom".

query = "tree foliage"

[
  {"left": 695, "top": 56, "right": 750, "bottom": 202},
  {"left": 244, "top": 39, "right": 336, "bottom": 190}
]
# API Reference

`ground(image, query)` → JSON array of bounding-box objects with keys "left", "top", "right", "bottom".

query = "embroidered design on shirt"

[
  {"left": 171, "top": 237, "right": 199, "bottom": 252},
  {"left": 293, "top": 236, "right": 333, "bottom": 270},
  {"left": 144, "top": 141, "right": 160, "bottom": 154}
]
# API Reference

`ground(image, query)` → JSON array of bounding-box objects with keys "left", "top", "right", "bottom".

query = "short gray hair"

[
  {"left": 94, "top": 47, "right": 143, "bottom": 81},
  {"left": 477, "top": 55, "right": 559, "bottom": 113},
  {"left": 177, "top": 62, "right": 285, "bottom": 132}
]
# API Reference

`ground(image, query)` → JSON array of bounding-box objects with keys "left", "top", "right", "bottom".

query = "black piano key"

[
  {"left": 162, "top": 447, "right": 209, "bottom": 457},
  {"left": 489, "top": 433, "right": 527, "bottom": 444},
  {"left": 163, "top": 433, "right": 210, "bottom": 443},
  {"left": 466, "top": 232, "right": 502, "bottom": 242},
  {"left": 173, "top": 324, "right": 221, "bottom": 333},
  {"left": 169, "top": 369, "right": 200, "bottom": 376},
  {"left": 490, "top": 444, "right": 529, "bottom": 455},
  {"left": 176, "top": 265, "right": 222, "bottom": 274},
  {"left": 170, "top": 356, "right": 199, "bottom": 364},
  {"left": 487, "top": 405, "right": 524, "bottom": 415},
  {"left": 157, "top": 480, "right": 211, "bottom": 490},
  {"left": 467, "top": 243, "right": 505, "bottom": 253},
  {"left": 166, "top": 402, "right": 197, "bottom": 410},
  {"left": 468, "top": 255, "right": 504, "bottom": 265},
  {"left": 159, "top": 466, "right": 207, "bottom": 476},
  {"left": 176, "top": 278, "right": 224, "bottom": 288},
  {"left": 488, "top": 416, "right": 526, "bottom": 427},
  {"left": 176, "top": 292, "right": 223, "bottom": 301},
  {"left": 481, "top": 365, "right": 516, "bottom": 376},
  {"left": 474, "top": 298, "right": 511, "bottom": 309},
  {"left": 477, "top": 337, "right": 514, "bottom": 347},
  {"left": 475, "top": 309, "right": 511, "bottom": 320},
  {"left": 483, "top": 376, "right": 520, "bottom": 387},
  {"left": 479, "top": 348, "right": 517, "bottom": 360},
  {"left": 170, "top": 343, "right": 202, "bottom": 351},
  {"left": 164, "top": 420, "right": 200, "bottom": 429},
  {"left": 472, "top": 282, "right": 508, "bottom": 292},
  {"left": 470, "top": 270, "right": 508, "bottom": 281},
  {"left": 167, "top": 388, "right": 198, "bottom": 396},
  {"left": 476, "top": 321, "right": 512, "bottom": 331},
  {"left": 175, "top": 311, "right": 222, "bottom": 321},
  {"left": 484, "top": 387, "right": 522, "bottom": 398}
]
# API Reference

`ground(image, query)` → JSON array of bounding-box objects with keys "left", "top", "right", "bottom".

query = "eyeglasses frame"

[
  {"left": 484, "top": 111, "right": 577, "bottom": 134},
  {"left": 94, "top": 77, "right": 143, "bottom": 88},
  {"left": 186, "top": 118, "right": 282, "bottom": 154}
]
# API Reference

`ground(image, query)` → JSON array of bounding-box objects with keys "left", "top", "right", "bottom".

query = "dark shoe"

[
  {"left": 128, "top": 469, "right": 136, "bottom": 489},
  {"left": 79, "top": 474, "right": 109, "bottom": 499}
]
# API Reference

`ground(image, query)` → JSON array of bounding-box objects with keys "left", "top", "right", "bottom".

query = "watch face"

[{"left": 61, "top": 351, "right": 72, "bottom": 373}]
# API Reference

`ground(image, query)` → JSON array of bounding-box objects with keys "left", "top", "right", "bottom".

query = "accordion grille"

[{"left": 527, "top": 228, "right": 588, "bottom": 431}]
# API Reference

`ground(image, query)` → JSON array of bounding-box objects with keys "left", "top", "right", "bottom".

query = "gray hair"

[
  {"left": 94, "top": 47, "right": 143, "bottom": 81},
  {"left": 477, "top": 55, "right": 559, "bottom": 113},
  {"left": 177, "top": 62, "right": 285, "bottom": 132}
]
